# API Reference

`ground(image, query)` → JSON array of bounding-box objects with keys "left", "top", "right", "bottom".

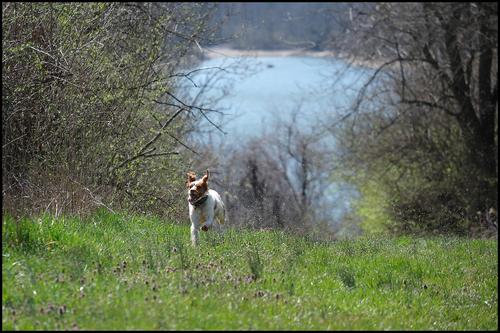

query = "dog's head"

[{"left": 186, "top": 170, "right": 209, "bottom": 204}]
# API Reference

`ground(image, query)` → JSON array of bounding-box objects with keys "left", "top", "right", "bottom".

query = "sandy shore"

[
  {"left": 202, "top": 46, "right": 337, "bottom": 59},
  {"left": 200, "top": 45, "right": 381, "bottom": 69}
]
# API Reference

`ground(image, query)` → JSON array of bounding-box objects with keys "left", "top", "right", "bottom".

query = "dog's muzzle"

[{"left": 189, "top": 194, "right": 208, "bottom": 207}]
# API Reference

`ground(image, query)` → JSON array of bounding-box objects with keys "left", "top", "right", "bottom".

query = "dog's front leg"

[
  {"left": 204, "top": 208, "right": 215, "bottom": 230},
  {"left": 191, "top": 222, "right": 199, "bottom": 246}
]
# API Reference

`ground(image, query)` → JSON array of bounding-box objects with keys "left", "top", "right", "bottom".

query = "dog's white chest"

[{"left": 198, "top": 210, "right": 206, "bottom": 225}]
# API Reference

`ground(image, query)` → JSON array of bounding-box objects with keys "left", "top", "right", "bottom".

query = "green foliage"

[
  {"left": 2, "top": 213, "right": 498, "bottom": 330},
  {"left": 352, "top": 175, "right": 393, "bottom": 235}
]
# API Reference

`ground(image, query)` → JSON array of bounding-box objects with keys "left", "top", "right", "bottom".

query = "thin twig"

[{"left": 111, "top": 107, "right": 187, "bottom": 172}]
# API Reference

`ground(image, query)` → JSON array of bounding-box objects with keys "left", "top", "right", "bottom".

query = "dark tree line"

[{"left": 207, "top": 3, "right": 348, "bottom": 50}]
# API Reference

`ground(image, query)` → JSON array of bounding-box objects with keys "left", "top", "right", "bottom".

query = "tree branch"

[{"left": 111, "top": 106, "right": 187, "bottom": 172}]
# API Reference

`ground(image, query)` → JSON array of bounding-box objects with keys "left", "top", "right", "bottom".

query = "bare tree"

[
  {"left": 189, "top": 107, "right": 337, "bottom": 237},
  {"left": 334, "top": 3, "right": 497, "bottom": 170}
]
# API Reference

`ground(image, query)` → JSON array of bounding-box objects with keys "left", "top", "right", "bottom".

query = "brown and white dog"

[{"left": 186, "top": 170, "right": 227, "bottom": 246}]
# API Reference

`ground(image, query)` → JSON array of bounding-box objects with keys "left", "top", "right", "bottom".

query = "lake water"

[
  {"left": 180, "top": 55, "right": 371, "bottom": 230},
  {"left": 182, "top": 55, "right": 370, "bottom": 143}
]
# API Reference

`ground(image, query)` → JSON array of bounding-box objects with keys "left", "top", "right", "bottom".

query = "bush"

[
  {"left": 336, "top": 103, "right": 497, "bottom": 237},
  {"left": 2, "top": 3, "right": 217, "bottom": 218}
]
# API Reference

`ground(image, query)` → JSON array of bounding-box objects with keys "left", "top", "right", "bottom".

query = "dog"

[{"left": 187, "top": 170, "right": 227, "bottom": 246}]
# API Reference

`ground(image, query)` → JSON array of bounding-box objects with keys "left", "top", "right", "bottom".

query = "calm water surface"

[{"left": 183, "top": 56, "right": 369, "bottom": 142}]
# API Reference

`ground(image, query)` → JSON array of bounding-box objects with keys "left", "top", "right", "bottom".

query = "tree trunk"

[{"left": 444, "top": 5, "right": 497, "bottom": 207}]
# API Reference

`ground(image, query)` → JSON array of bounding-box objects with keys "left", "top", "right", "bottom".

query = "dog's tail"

[{"left": 223, "top": 207, "right": 229, "bottom": 225}]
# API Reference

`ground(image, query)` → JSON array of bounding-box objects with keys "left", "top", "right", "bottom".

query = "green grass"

[{"left": 2, "top": 211, "right": 498, "bottom": 330}]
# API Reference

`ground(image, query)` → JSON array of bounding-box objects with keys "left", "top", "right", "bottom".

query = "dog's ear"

[
  {"left": 186, "top": 172, "right": 196, "bottom": 187},
  {"left": 202, "top": 169, "right": 209, "bottom": 183}
]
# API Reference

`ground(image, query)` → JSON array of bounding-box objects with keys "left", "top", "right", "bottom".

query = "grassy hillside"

[{"left": 2, "top": 211, "right": 498, "bottom": 330}]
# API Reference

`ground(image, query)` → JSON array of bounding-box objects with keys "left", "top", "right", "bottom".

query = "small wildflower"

[{"left": 58, "top": 305, "right": 66, "bottom": 315}]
